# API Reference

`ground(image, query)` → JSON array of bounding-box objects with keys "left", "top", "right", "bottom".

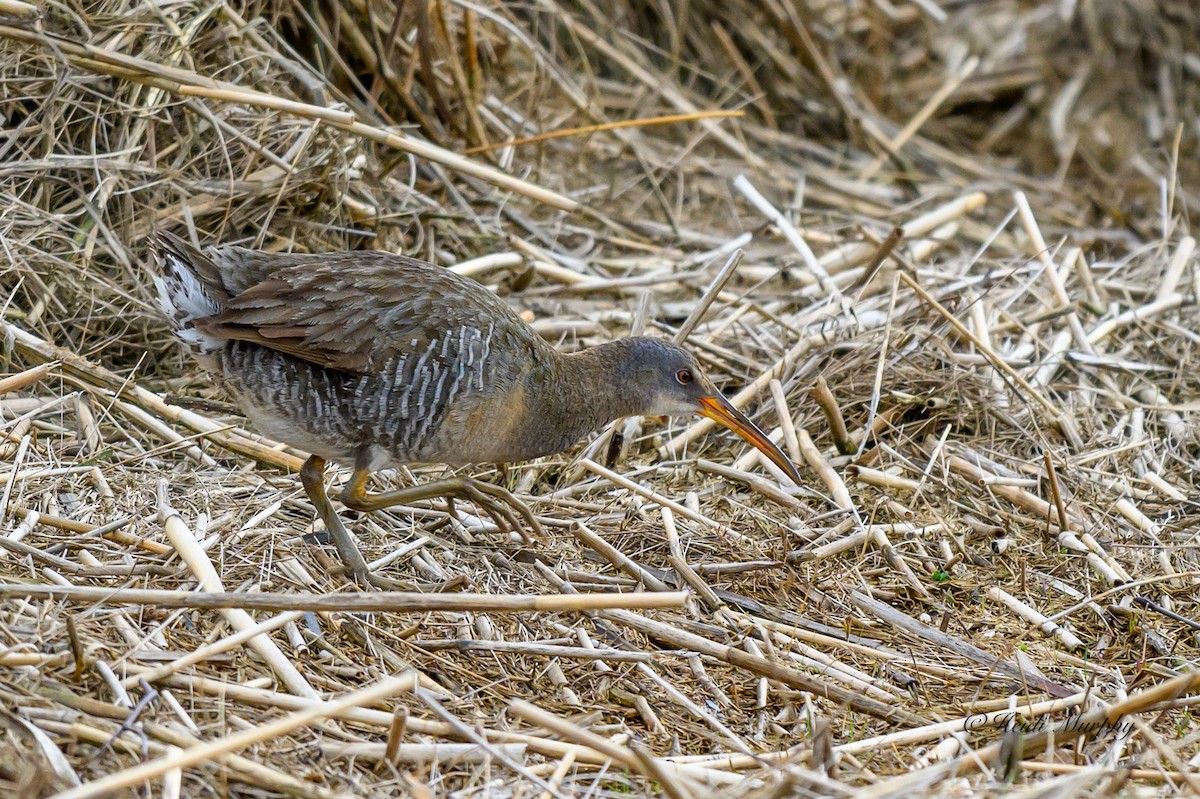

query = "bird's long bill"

[{"left": 697, "top": 396, "right": 802, "bottom": 485}]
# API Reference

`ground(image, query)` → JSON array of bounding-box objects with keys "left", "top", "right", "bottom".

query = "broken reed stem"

[
  {"left": 383, "top": 706, "right": 409, "bottom": 765},
  {"left": 509, "top": 698, "right": 639, "bottom": 769},
  {"left": 126, "top": 664, "right": 616, "bottom": 764},
  {"left": 849, "top": 591, "right": 1074, "bottom": 699},
  {"left": 810, "top": 376, "right": 852, "bottom": 454},
  {"left": 0, "top": 361, "right": 56, "bottom": 395},
  {"left": 416, "top": 639, "right": 653, "bottom": 661},
  {"left": 733, "top": 173, "right": 834, "bottom": 292},
  {"left": 860, "top": 56, "right": 979, "bottom": 180},
  {"left": 1013, "top": 191, "right": 1092, "bottom": 353},
  {"left": 848, "top": 225, "right": 904, "bottom": 296},
  {"left": 1158, "top": 235, "right": 1195, "bottom": 300},
  {"left": 1087, "top": 293, "right": 1185, "bottom": 345},
  {"left": 1019, "top": 762, "right": 1195, "bottom": 784},
  {"left": 45, "top": 718, "right": 340, "bottom": 799},
  {"left": 898, "top": 271, "right": 1057, "bottom": 416},
  {"left": 661, "top": 506, "right": 723, "bottom": 611},
  {"left": 695, "top": 459, "right": 803, "bottom": 509},
  {"left": 796, "top": 428, "right": 854, "bottom": 510},
  {"left": 0, "top": 0, "right": 38, "bottom": 18},
  {"left": 7, "top": 508, "right": 157, "bottom": 553},
  {"left": 321, "top": 741, "right": 526, "bottom": 764},
  {"left": 508, "top": 700, "right": 744, "bottom": 788},
  {"left": 1042, "top": 450, "right": 1071, "bottom": 533},
  {"left": 157, "top": 483, "right": 318, "bottom": 699},
  {"left": 571, "top": 522, "right": 673, "bottom": 591},
  {"left": 673, "top": 248, "right": 744, "bottom": 344},
  {"left": 0, "top": 582, "right": 690, "bottom": 612},
  {"left": 821, "top": 192, "right": 987, "bottom": 275},
  {"left": 673, "top": 691, "right": 1086, "bottom": 769},
  {"left": 630, "top": 741, "right": 708, "bottom": 799},
  {"left": 767, "top": 378, "right": 802, "bottom": 464},
  {"left": 986, "top": 586, "right": 1084, "bottom": 651},
  {"left": 176, "top": 84, "right": 356, "bottom": 125}
]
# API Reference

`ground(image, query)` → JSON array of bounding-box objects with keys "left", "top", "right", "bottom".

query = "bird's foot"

[
  {"left": 341, "top": 471, "right": 543, "bottom": 545},
  {"left": 360, "top": 569, "right": 412, "bottom": 591},
  {"left": 440, "top": 477, "right": 542, "bottom": 544},
  {"left": 316, "top": 513, "right": 412, "bottom": 591}
]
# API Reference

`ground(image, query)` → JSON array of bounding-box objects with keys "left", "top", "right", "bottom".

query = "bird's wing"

[
  {"left": 194, "top": 251, "right": 539, "bottom": 374},
  {"left": 207, "top": 245, "right": 333, "bottom": 295}
]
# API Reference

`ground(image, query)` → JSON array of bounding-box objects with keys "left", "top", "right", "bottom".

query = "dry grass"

[{"left": 2, "top": 0, "right": 1200, "bottom": 796}]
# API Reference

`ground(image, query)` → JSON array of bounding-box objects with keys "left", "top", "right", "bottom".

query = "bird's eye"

[{"left": 676, "top": 369, "right": 693, "bottom": 385}]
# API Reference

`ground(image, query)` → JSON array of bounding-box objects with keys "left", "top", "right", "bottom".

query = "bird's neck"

[{"left": 518, "top": 340, "right": 643, "bottom": 457}]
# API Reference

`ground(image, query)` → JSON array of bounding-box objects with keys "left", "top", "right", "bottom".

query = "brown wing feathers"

[
  {"left": 195, "top": 273, "right": 376, "bottom": 373},
  {"left": 168, "top": 240, "right": 544, "bottom": 378}
]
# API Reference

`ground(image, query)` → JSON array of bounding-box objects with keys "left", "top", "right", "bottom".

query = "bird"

[{"left": 150, "top": 231, "right": 802, "bottom": 588}]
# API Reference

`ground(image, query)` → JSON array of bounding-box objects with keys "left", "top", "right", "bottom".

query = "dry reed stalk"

[
  {"left": 796, "top": 428, "right": 854, "bottom": 510},
  {"left": 734, "top": 174, "right": 831, "bottom": 290},
  {"left": 673, "top": 692, "right": 1085, "bottom": 770},
  {"left": 820, "top": 192, "right": 988, "bottom": 275},
  {"left": 695, "top": 460, "right": 804, "bottom": 509},
  {"left": 985, "top": 586, "right": 1084, "bottom": 651},
  {"left": 577, "top": 458, "right": 727, "bottom": 531},
  {"left": 0, "top": 362, "right": 56, "bottom": 395},
  {"left": 661, "top": 507, "right": 722, "bottom": 611},
  {"left": 0, "top": 0, "right": 36, "bottom": 17},
  {"left": 1013, "top": 192, "right": 1093, "bottom": 352},
  {"left": 898, "top": 272, "right": 1065, "bottom": 422},
  {"left": 0, "top": 582, "right": 689, "bottom": 612},
  {"left": 1019, "top": 761, "right": 1191, "bottom": 783},
  {"left": 0, "top": 318, "right": 307, "bottom": 471},
  {"left": 416, "top": 639, "right": 653, "bottom": 661},
  {"left": 860, "top": 56, "right": 980, "bottom": 180},
  {"left": 673, "top": 249, "right": 746, "bottom": 344},
  {"left": 466, "top": 110, "right": 744, "bottom": 154},
  {"left": 810, "top": 376, "right": 852, "bottom": 454},
  {"left": 571, "top": 521, "right": 673, "bottom": 591},
  {"left": 509, "top": 698, "right": 724, "bottom": 791}
]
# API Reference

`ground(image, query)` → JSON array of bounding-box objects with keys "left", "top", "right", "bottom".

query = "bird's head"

[{"left": 613, "top": 338, "right": 802, "bottom": 484}]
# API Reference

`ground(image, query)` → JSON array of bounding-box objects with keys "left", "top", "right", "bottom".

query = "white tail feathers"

[{"left": 152, "top": 234, "right": 223, "bottom": 355}]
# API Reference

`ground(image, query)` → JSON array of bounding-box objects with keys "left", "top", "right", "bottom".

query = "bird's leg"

[
  {"left": 299, "top": 455, "right": 408, "bottom": 590},
  {"left": 341, "top": 468, "right": 543, "bottom": 542}
]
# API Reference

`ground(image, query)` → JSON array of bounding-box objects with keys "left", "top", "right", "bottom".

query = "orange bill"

[{"left": 697, "top": 395, "right": 802, "bottom": 485}]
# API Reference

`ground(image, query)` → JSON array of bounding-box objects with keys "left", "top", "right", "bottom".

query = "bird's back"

[{"left": 151, "top": 232, "right": 554, "bottom": 469}]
